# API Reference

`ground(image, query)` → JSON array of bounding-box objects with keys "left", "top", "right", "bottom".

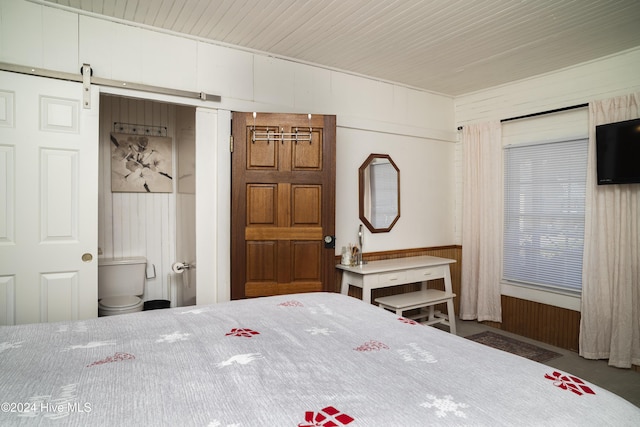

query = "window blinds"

[{"left": 503, "top": 138, "right": 588, "bottom": 293}]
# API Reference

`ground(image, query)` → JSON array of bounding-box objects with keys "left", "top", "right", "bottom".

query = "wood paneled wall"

[{"left": 485, "top": 296, "right": 581, "bottom": 352}]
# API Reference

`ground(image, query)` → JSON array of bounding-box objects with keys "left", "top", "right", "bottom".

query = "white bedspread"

[{"left": 1, "top": 292, "right": 639, "bottom": 426}]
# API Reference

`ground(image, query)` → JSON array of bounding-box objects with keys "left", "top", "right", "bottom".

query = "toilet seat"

[
  {"left": 100, "top": 295, "right": 141, "bottom": 308},
  {"left": 98, "top": 295, "right": 143, "bottom": 316}
]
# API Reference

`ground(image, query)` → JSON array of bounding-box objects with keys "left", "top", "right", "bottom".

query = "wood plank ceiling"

[{"left": 43, "top": 0, "right": 640, "bottom": 96}]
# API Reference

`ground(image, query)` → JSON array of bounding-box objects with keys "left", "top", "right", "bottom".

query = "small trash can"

[{"left": 143, "top": 300, "right": 171, "bottom": 311}]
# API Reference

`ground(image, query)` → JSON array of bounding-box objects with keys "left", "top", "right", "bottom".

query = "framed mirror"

[{"left": 359, "top": 153, "right": 400, "bottom": 233}]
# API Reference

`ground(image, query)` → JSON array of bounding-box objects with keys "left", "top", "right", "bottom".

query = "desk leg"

[
  {"left": 340, "top": 272, "right": 350, "bottom": 296},
  {"left": 363, "top": 285, "right": 372, "bottom": 304},
  {"left": 443, "top": 267, "right": 453, "bottom": 294},
  {"left": 443, "top": 265, "right": 456, "bottom": 334},
  {"left": 446, "top": 298, "right": 457, "bottom": 335}
]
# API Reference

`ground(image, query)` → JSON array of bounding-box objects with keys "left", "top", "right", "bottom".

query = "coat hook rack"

[
  {"left": 251, "top": 113, "right": 313, "bottom": 144},
  {"left": 113, "top": 122, "right": 168, "bottom": 137}
]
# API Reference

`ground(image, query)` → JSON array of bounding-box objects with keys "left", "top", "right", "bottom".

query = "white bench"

[{"left": 375, "top": 289, "right": 457, "bottom": 334}]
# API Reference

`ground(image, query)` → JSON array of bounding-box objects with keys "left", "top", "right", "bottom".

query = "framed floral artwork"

[{"left": 110, "top": 132, "right": 173, "bottom": 193}]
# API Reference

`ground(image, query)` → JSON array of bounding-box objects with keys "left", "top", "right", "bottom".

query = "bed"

[{"left": 1, "top": 292, "right": 639, "bottom": 426}]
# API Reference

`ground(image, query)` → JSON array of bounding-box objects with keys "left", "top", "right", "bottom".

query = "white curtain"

[
  {"left": 460, "top": 122, "right": 503, "bottom": 322},
  {"left": 580, "top": 93, "right": 640, "bottom": 368}
]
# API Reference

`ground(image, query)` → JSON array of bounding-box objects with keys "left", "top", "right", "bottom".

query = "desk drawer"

[
  {"left": 377, "top": 271, "right": 407, "bottom": 285},
  {"left": 408, "top": 265, "right": 446, "bottom": 282}
]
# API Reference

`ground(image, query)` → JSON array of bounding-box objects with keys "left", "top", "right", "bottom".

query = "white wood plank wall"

[
  {"left": 452, "top": 48, "right": 640, "bottom": 245},
  {"left": 98, "top": 94, "right": 177, "bottom": 302},
  {"left": 455, "top": 48, "right": 640, "bottom": 126}
]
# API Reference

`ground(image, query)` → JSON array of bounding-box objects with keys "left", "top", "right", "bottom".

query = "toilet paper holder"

[{"left": 172, "top": 262, "right": 192, "bottom": 273}]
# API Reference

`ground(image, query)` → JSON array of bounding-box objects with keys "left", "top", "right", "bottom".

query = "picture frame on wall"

[{"left": 110, "top": 132, "right": 173, "bottom": 193}]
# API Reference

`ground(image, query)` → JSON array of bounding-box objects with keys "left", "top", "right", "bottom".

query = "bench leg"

[
  {"left": 427, "top": 305, "right": 436, "bottom": 323},
  {"left": 377, "top": 299, "right": 456, "bottom": 335}
]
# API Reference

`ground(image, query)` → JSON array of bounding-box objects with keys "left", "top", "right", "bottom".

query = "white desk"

[{"left": 336, "top": 255, "right": 456, "bottom": 304}]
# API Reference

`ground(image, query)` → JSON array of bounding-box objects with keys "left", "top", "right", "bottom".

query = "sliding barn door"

[
  {"left": 231, "top": 113, "right": 336, "bottom": 299},
  {"left": 0, "top": 71, "right": 99, "bottom": 325}
]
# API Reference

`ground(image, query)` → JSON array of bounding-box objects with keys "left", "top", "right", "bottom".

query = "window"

[{"left": 503, "top": 138, "right": 588, "bottom": 294}]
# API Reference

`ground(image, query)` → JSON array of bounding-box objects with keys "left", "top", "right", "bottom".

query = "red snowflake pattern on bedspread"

[
  {"left": 398, "top": 317, "right": 419, "bottom": 325},
  {"left": 225, "top": 328, "right": 260, "bottom": 338},
  {"left": 544, "top": 371, "right": 596, "bottom": 396},
  {"left": 353, "top": 340, "right": 389, "bottom": 352},
  {"left": 86, "top": 352, "right": 135, "bottom": 367},
  {"left": 278, "top": 300, "right": 304, "bottom": 307},
  {"left": 299, "top": 406, "right": 354, "bottom": 426}
]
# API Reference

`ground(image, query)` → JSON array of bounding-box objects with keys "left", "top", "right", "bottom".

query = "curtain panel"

[
  {"left": 460, "top": 122, "right": 503, "bottom": 322},
  {"left": 580, "top": 93, "right": 640, "bottom": 368}
]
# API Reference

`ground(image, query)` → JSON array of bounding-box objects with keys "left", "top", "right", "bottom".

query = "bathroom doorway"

[{"left": 98, "top": 94, "right": 197, "bottom": 307}]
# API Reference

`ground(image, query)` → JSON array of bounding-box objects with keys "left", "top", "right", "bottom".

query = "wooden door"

[
  {"left": 231, "top": 112, "right": 336, "bottom": 299},
  {"left": 0, "top": 71, "right": 99, "bottom": 325}
]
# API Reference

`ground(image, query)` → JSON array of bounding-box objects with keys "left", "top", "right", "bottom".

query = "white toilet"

[{"left": 98, "top": 257, "right": 147, "bottom": 316}]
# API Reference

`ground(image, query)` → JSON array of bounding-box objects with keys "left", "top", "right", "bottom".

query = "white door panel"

[{"left": 0, "top": 71, "right": 99, "bottom": 325}]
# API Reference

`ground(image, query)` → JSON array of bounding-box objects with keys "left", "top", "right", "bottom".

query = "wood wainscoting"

[{"left": 484, "top": 296, "right": 581, "bottom": 352}]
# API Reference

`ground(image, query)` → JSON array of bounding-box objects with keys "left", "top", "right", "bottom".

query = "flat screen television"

[{"left": 595, "top": 118, "right": 640, "bottom": 185}]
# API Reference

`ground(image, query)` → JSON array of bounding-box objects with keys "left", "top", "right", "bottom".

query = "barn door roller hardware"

[
  {"left": 0, "top": 62, "right": 221, "bottom": 110},
  {"left": 251, "top": 112, "right": 313, "bottom": 144}
]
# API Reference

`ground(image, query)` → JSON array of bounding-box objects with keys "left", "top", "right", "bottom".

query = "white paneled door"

[{"left": 0, "top": 71, "right": 99, "bottom": 325}]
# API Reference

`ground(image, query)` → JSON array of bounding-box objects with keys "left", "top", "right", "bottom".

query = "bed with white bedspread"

[{"left": 1, "top": 292, "right": 639, "bottom": 426}]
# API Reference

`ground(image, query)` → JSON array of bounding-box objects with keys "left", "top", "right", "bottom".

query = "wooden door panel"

[
  {"left": 249, "top": 281, "right": 320, "bottom": 297},
  {"left": 292, "top": 241, "right": 321, "bottom": 281},
  {"left": 292, "top": 185, "right": 321, "bottom": 225},
  {"left": 245, "top": 240, "right": 322, "bottom": 297},
  {"left": 276, "top": 183, "right": 291, "bottom": 226},
  {"left": 247, "top": 184, "right": 277, "bottom": 225},
  {"left": 232, "top": 112, "right": 336, "bottom": 299},
  {"left": 246, "top": 241, "right": 277, "bottom": 281},
  {"left": 292, "top": 129, "right": 323, "bottom": 170},
  {"left": 245, "top": 227, "right": 322, "bottom": 240},
  {"left": 276, "top": 240, "right": 292, "bottom": 284},
  {"left": 246, "top": 126, "right": 278, "bottom": 169}
]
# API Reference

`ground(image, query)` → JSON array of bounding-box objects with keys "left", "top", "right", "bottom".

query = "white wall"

[
  {"left": 337, "top": 127, "right": 454, "bottom": 252},
  {"left": 1, "top": 0, "right": 457, "bottom": 302},
  {"left": 454, "top": 47, "right": 640, "bottom": 308}
]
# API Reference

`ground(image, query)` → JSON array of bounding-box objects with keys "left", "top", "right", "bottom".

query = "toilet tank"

[{"left": 98, "top": 257, "right": 147, "bottom": 299}]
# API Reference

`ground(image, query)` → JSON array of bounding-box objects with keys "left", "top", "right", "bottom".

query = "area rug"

[{"left": 465, "top": 331, "right": 562, "bottom": 363}]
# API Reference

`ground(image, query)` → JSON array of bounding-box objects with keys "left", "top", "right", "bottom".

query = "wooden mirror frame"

[{"left": 358, "top": 153, "right": 400, "bottom": 233}]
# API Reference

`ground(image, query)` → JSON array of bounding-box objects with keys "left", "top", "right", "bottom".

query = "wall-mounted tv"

[{"left": 595, "top": 117, "right": 640, "bottom": 185}]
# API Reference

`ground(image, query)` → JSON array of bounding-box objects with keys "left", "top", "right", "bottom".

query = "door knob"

[
  {"left": 324, "top": 235, "right": 335, "bottom": 248},
  {"left": 81, "top": 253, "right": 93, "bottom": 262}
]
